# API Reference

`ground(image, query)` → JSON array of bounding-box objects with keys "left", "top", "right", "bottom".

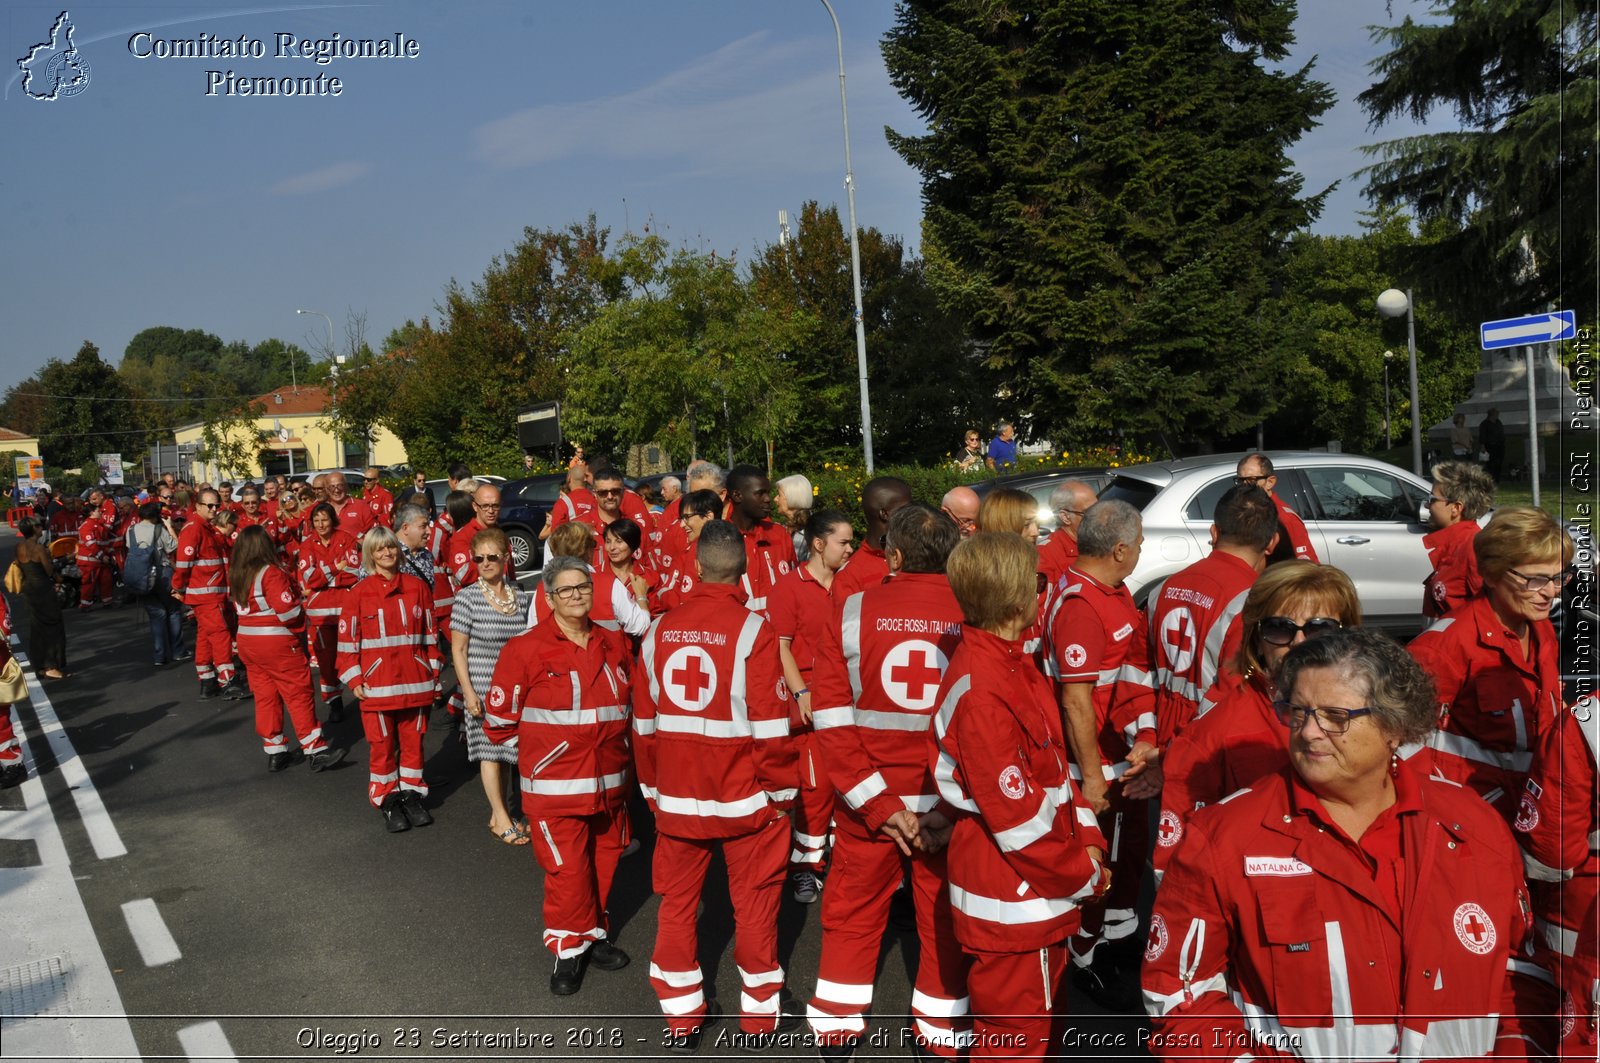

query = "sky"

[{"left": 0, "top": 0, "right": 1444, "bottom": 405}]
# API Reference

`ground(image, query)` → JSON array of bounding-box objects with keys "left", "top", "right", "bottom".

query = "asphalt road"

[{"left": 2, "top": 531, "right": 1148, "bottom": 1063}]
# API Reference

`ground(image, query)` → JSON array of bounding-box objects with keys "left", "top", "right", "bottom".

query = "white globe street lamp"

[{"left": 1377, "top": 289, "right": 1422, "bottom": 475}]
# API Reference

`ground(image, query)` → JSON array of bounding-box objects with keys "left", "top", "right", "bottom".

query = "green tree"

[
  {"left": 37, "top": 342, "right": 148, "bottom": 468},
  {"left": 198, "top": 400, "right": 268, "bottom": 481},
  {"left": 1359, "top": 0, "right": 1597, "bottom": 321},
  {"left": 883, "top": 0, "right": 1333, "bottom": 447},
  {"left": 0, "top": 378, "right": 50, "bottom": 436}
]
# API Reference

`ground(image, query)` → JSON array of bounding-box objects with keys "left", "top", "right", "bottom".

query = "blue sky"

[{"left": 0, "top": 0, "right": 1441, "bottom": 401}]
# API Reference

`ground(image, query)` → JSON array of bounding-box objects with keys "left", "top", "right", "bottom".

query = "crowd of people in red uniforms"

[{"left": 5, "top": 449, "right": 1594, "bottom": 1061}]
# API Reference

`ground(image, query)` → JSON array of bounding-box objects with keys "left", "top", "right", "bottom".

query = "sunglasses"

[
  {"left": 595, "top": 488, "right": 623, "bottom": 497},
  {"left": 472, "top": 554, "right": 504, "bottom": 564},
  {"left": 1259, "top": 616, "right": 1342, "bottom": 646},
  {"left": 364, "top": 478, "right": 380, "bottom": 484}
]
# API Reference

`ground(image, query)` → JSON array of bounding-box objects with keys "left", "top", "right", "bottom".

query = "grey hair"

[
  {"left": 1049, "top": 479, "right": 1094, "bottom": 513},
  {"left": 1430, "top": 461, "right": 1496, "bottom": 521},
  {"left": 455, "top": 477, "right": 480, "bottom": 495},
  {"left": 393, "top": 503, "right": 429, "bottom": 531},
  {"left": 661, "top": 475, "right": 682, "bottom": 494},
  {"left": 776, "top": 474, "right": 813, "bottom": 511},
  {"left": 1076, "top": 500, "right": 1141, "bottom": 557},
  {"left": 686, "top": 460, "right": 725, "bottom": 492},
  {"left": 541, "top": 553, "right": 590, "bottom": 592},
  {"left": 1278, "top": 628, "right": 1436, "bottom": 746}
]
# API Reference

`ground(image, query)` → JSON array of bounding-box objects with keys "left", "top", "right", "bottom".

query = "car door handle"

[{"left": 1336, "top": 535, "right": 1370, "bottom": 545}]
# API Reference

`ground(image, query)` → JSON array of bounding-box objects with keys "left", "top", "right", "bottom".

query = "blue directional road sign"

[{"left": 1480, "top": 310, "right": 1576, "bottom": 350}]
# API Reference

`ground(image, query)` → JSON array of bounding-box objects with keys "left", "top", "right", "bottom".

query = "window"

[
  {"left": 1302, "top": 467, "right": 1420, "bottom": 522},
  {"left": 1183, "top": 476, "right": 1240, "bottom": 522},
  {"left": 1098, "top": 476, "right": 1159, "bottom": 512}
]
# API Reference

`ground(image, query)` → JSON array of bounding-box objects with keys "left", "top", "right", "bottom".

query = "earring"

[{"left": 1389, "top": 748, "right": 1401, "bottom": 776}]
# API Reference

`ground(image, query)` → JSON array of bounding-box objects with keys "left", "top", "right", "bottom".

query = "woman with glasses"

[
  {"left": 482, "top": 553, "right": 634, "bottom": 996},
  {"left": 338, "top": 526, "right": 441, "bottom": 834},
  {"left": 954, "top": 429, "right": 984, "bottom": 472},
  {"left": 448, "top": 526, "right": 531, "bottom": 845},
  {"left": 1421, "top": 460, "right": 1496, "bottom": 621},
  {"left": 274, "top": 489, "right": 305, "bottom": 562},
  {"left": 297, "top": 502, "right": 362, "bottom": 721},
  {"left": 1156, "top": 561, "right": 1360, "bottom": 878},
  {"left": 1409, "top": 506, "right": 1573, "bottom": 823},
  {"left": 1145, "top": 628, "right": 1552, "bottom": 1058}
]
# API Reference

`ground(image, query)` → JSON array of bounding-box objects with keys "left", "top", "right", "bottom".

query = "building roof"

[
  {"left": 253, "top": 385, "right": 331, "bottom": 417},
  {"left": 0, "top": 428, "right": 35, "bottom": 442}
]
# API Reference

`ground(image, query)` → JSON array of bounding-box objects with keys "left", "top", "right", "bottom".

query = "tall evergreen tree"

[
  {"left": 883, "top": 0, "right": 1333, "bottom": 445},
  {"left": 1359, "top": 0, "right": 1597, "bottom": 321}
]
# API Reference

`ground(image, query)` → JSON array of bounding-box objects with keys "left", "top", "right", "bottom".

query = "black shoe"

[
  {"left": 664, "top": 1001, "right": 717, "bottom": 1055},
  {"left": 0, "top": 762, "right": 25, "bottom": 789},
  {"left": 588, "top": 939, "right": 630, "bottom": 971},
  {"left": 1071, "top": 957, "right": 1141, "bottom": 1012},
  {"left": 221, "top": 679, "right": 250, "bottom": 700},
  {"left": 308, "top": 747, "right": 346, "bottom": 773},
  {"left": 732, "top": 1003, "right": 801, "bottom": 1054},
  {"left": 381, "top": 796, "right": 411, "bottom": 833},
  {"left": 152, "top": 658, "right": 166, "bottom": 668},
  {"left": 550, "top": 954, "right": 585, "bottom": 996},
  {"left": 173, "top": 649, "right": 193, "bottom": 663},
  {"left": 325, "top": 697, "right": 345, "bottom": 723},
  {"left": 267, "top": 751, "right": 294, "bottom": 773},
  {"left": 198, "top": 679, "right": 221, "bottom": 701},
  {"left": 398, "top": 790, "right": 433, "bottom": 827}
]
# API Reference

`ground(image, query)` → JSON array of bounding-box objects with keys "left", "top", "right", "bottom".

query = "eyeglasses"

[
  {"left": 1235, "top": 474, "right": 1270, "bottom": 486},
  {"left": 595, "top": 488, "right": 622, "bottom": 497},
  {"left": 1273, "top": 700, "right": 1374, "bottom": 735},
  {"left": 1507, "top": 568, "right": 1574, "bottom": 593},
  {"left": 1058, "top": 507, "right": 1090, "bottom": 519},
  {"left": 472, "top": 553, "right": 504, "bottom": 564},
  {"left": 1258, "top": 616, "right": 1342, "bottom": 646},
  {"left": 1427, "top": 495, "right": 1456, "bottom": 507},
  {"left": 475, "top": 502, "right": 501, "bottom": 510},
  {"left": 364, "top": 477, "right": 380, "bottom": 483},
  {"left": 550, "top": 582, "right": 594, "bottom": 601}
]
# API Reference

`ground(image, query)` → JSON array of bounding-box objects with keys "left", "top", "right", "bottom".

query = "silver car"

[{"left": 1098, "top": 451, "right": 1434, "bottom": 635}]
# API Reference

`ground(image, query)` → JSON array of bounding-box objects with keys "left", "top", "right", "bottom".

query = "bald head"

[
  {"left": 473, "top": 483, "right": 501, "bottom": 527},
  {"left": 940, "top": 486, "right": 980, "bottom": 538}
]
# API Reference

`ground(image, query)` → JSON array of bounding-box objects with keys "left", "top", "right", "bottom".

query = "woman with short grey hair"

[{"left": 774, "top": 474, "right": 814, "bottom": 560}]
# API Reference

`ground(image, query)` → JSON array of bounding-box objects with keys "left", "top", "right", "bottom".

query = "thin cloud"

[
  {"left": 473, "top": 31, "right": 875, "bottom": 177},
  {"left": 271, "top": 161, "right": 370, "bottom": 196}
]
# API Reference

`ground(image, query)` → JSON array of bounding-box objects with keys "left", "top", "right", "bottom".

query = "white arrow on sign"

[{"left": 1480, "top": 310, "right": 1575, "bottom": 350}]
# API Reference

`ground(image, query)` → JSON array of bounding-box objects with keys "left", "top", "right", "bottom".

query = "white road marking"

[
  {"left": 178, "top": 1019, "right": 239, "bottom": 1061},
  {"left": 121, "top": 898, "right": 181, "bottom": 967},
  {"left": 16, "top": 652, "right": 128, "bottom": 859}
]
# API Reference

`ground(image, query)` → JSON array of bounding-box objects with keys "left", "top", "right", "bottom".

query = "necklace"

[{"left": 482, "top": 579, "right": 517, "bottom": 615}]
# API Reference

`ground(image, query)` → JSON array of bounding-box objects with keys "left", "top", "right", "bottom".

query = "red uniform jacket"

[
  {"left": 446, "top": 518, "right": 518, "bottom": 590},
  {"left": 1409, "top": 595, "right": 1562, "bottom": 820},
  {"left": 768, "top": 564, "right": 831, "bottom": 687},
  {"left": 548, "top": 487, "right": 598, "bottom": 532},
  {"left": 428, "top": 513, "right": 454, "bottom": 564},
  {"left": 335, "top": 572, "right": 440, "bottom": 712},
  {"left": 1147, "top": 550, "right": 1257, "bottom": 745},
  {"left": 364, "top": 483, "right": 395, "bottom": 528},
  {"left": 831, "top": 541, "right": 889, "bottom": 601},
  {"left": 75, "top": 514, "right": 111, "bottom": 567},
  {"left": 811, "top": 572, "right": 964, "bottom": 832},
  {"left": 931, "top": 625, "right": 1107, "bottom": 953},
  {"left": 334, "top": 497, "right": 377, "bottom": 539},
  {"left": 1144, "top": 765, "right": 1555, "bottom": 1061},
  {"left": 1273, "top": 493, "right": 1319, "bottom": 563},
  {"left": 172, "top": 519, "right": 229, "bottom": 606},
  {"left": 656, "top": 541, "right": 701, "bottom": 612},
  {"left": 483, "top": 620, "right": 634, "bottom": 818},
  {"left": 235, "top": 564, "right": 307, "bottom": 640},
  {"left": 1423, "top": 519, "right": 1483, "bottom": 620},
  {"left": 737, "top": 517, "right": 797, "bottom": 618},
  {"left": 297, "top": 532, "right": 362, "bottom": 624},
  {"left": 1516, "top": 696, "right": 1599, "bottom": 1049},
  {"left": 1043, "top": 565, "right": 1158, "bottom": 777},
  {"left": 1037, "top": 531, "right": 1079, "bottom": 587},
  {"left": 632, "top": 583, "right": 797, "bottom": 839}
]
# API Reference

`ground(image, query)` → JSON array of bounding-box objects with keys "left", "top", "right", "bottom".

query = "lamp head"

[{"left": 1376, "top": 289, "right": 1409, "bottom": 318}]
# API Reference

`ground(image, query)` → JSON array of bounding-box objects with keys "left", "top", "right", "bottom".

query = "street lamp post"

[
  {"left": 1377, "top": 290, "right": 1422, "bottom": 475},
  {"left": 1383, "top": 349, "right": 1394, "bottom": 451},
  {"left": 818, "top": 0, "right": 875, "bottom": 474}
]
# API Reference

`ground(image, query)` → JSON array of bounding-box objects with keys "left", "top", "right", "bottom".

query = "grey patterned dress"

[{"left": 451, "top": 579, "right": 531, "bottom": 764}]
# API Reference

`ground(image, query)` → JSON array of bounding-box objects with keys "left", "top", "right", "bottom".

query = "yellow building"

[
  {"left": 0, "top": 428, "right": 42, "bottom": 457},
  {"left": 173, "top": 385, "right": 407, "bottom": 482}
]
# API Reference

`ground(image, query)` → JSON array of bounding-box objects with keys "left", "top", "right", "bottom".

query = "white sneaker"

[{"left": 791, "top": 870, "right": 822, "bottom": 904}]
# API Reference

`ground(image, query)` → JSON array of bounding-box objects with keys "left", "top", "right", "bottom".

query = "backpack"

[{"left": 123, "top": 523, "right": 163, "bottom": 595}]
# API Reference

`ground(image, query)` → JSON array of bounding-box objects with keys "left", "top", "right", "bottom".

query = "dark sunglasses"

[
  {"left": 1259, "top": 616, "right": 1342, "bottom": 646},
  {"left": 472, "top": 554, "right": 504, "bottom": 564}
]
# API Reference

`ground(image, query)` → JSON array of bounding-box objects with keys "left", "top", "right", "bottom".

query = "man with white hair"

[{"left": 1036, "top": 479, "right": 1098, "bottom": 584}]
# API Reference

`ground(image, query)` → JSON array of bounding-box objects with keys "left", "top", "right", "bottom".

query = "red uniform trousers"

[
  {"left": 237, "top": 635, "right": 328, "bottom": 758},
  {"left": 650, "top": 816, "right": 789, "bottom": 1036},
  {"left": 0, "top": 703, "right": 19, "bottom": 766},
  {"left": 308, "top": 622, "right": 340, "bottom": 701},
  {"left": 808, "top": 810, "right": 973, "bottom": 1057},
  {"left": 968, "top": 944, "right": 1070, "bottom": 1061},
  {"left": 1069, "top": 788, "right": 1147, "bottom": 967},
  {"left": 192, "top": 602, "right": 236, "bottom": 685},
  {"left": 790, "top": 728, "right": 835, "bottom": 870},
  {"left": 528, "top": 806, "right": 628, "bottom": 959},
  {"left": 79, "top": 561, "right": 113, "bottom": 605},
  {"left": 360, "top": 705, "right": 428, "bottom": 808}
]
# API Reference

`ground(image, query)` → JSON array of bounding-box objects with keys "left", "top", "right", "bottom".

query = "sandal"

[{"left": 491, "top": 824, "right": 529, "bottom": 846}]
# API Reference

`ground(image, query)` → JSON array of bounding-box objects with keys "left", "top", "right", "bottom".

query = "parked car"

[
  {"left": 421, "top": 474, "right": 505, "bottom": 507},
  {"left": 493, "top": 474, "right": 566, "bottom": 575},
  {"left": 971, "top": 467, "right": 1112, "bottom": 534},
  {"left": 1098, "top": 451, "right": 1434, "bottom": 635},
  {"left": 290, "top": 468, "right": 367, "bottom": 494}
]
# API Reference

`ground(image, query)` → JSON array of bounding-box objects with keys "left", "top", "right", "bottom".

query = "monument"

[{"left": 1429, "top": 342, "right": 1588, "bottom": 478}]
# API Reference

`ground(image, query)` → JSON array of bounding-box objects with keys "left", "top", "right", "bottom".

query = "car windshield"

[{"left": 1098, "top": 476, "right": 1159, "bottom": 511}]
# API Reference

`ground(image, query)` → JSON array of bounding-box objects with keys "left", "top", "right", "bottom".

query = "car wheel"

[{"left": 506, "top": 529, "right": 536, "bottom": 573}]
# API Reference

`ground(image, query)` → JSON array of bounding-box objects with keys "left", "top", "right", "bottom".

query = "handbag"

[
  {"left": 0, "top": 657, "right": 27, "bottom": 703},
  {"left": 4, "top": 563, "right": 21, "bottom": 595}
]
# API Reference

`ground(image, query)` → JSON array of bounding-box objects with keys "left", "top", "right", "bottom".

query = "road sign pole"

[{"left": 1527, "top": 343, "right": 1541, "bottom": 507}]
